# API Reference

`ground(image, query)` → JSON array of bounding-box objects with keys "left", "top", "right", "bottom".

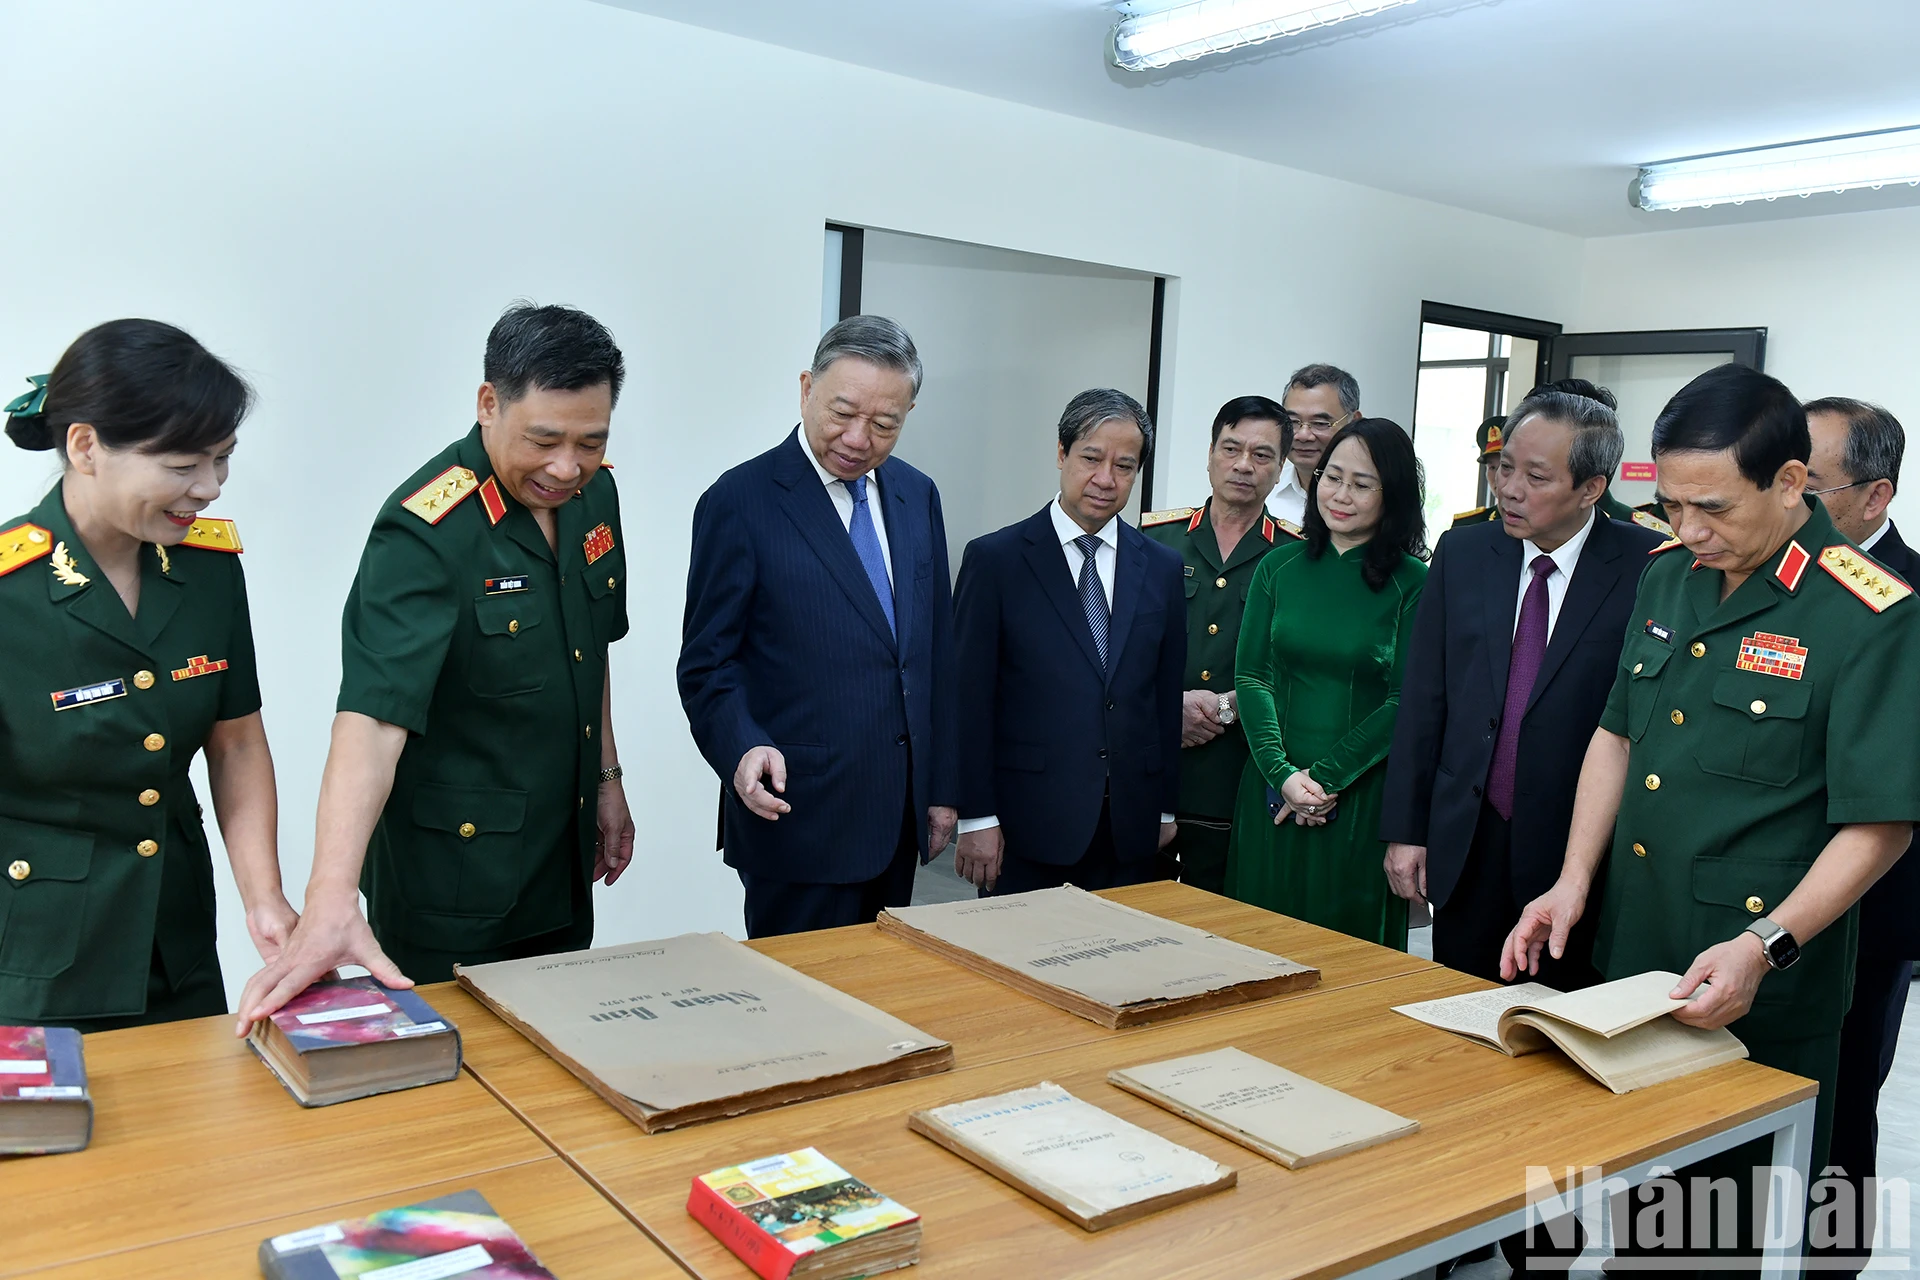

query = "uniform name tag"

[
  {"left": 172, "top": 655, "right": 229, "bottom": 682},
  {"left": 51, "top": 678, "right": 126, "bottom": 711},
  {"left": 1644, "top": 620, "right": 1673, "bottom": 643},
  {"left": 1736, "top": 631, "right": 1807, "bottom": 680},
  {"left": 485, "top": 575, "right": 530, "bottom": 594}
]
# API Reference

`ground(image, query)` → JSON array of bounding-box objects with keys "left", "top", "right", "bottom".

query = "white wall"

[
  {"left": 0, "top": 0, "right": 1584, "bottom": 1003},
  {"left": 859, "top": 230, "right": 1157, "bottom": 567},
  {"left": 1577, "top": 205, "right": 1920, "bottom": 528}
]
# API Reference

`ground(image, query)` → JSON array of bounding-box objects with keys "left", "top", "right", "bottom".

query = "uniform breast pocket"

[
  {"left": 585, "top": 548, "right": 625, "bottom": 637},
  {"left": 0, "top": 816, "right": 94, "bottom": 980},
  {"left": 1622, "top": 639, "right": 1672, "bottom": 741},
  {"left": 468, "top": 595, "right": 548, "bottom": 698},
  {"left": 1692, "top": 671, "right": 1810, "bottom": 787}
]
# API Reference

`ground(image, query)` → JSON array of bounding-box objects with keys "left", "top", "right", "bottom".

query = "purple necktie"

[{"left": 1487, "top": 554, "right": 1555, "bottom": 821}]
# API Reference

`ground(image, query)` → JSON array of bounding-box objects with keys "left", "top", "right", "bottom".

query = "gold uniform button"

[
  {"left": 1750, "top": 699, "right": 1767, "bottom": 715},
  {"left": 1745, "top": 895, "right": 1765, "bottom": 914},
  {"left": 6, "top": 860, "right": 27, "bottom": 881},
  {"left": 1670, "top": 710, "right": 1685, "bottom": 725},
  {"left": 508, "top": 619, "right": 520, "bottom": 634},
  {"left": 139, "top": 789, "right": 160, "bottom": 807},
  {"left": 458, "top": 822, "right": 476, "bottom": 839},
  {"left": 1645, "top": 774, "right": 1661, "bottom": 790},
  {"left": 1215, "top": 577, "right": 1227, "bottom": 589},
  {"left": 144, "top": 733, "right": 166, "bottom": 752},
  {"left": 585, "top": 725, "right": 594, "bottom": 739},
  {"left": 1200, "top": 670, "right": 1212, "bottom": 682},
  {"left": 1632, "top": 843, "right": 1647, "bottom": 857},
  {"left": 136, "top": 840, "right": 158, "bottom": 858},
  {"left": 1208, "top": 624, "right": 1219, "bottom": 635},
  {"left": 133, "top": 670, "right": 155, "bottom": 690},
  {"left": 574, "top": 649, "right": 583, "bottom": 662},
  {"left": 1690, "top": 641, "right": 1707, "bottom": 658},
  {"left": 608, "top": 576, "right": 617, "bottom": 590},
  {"left": 1632, "top": 662, "right": 1643, "bottom": 674}
]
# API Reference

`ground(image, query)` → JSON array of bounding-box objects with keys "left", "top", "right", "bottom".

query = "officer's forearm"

[
  {"left": 1559, "top": 728, "right": 1629, "bottom": 894},
  {"left": 204, "top": 711, "right": 285, "bottom": 911},
  {"left": 1772, "top": 822, "right": 1913, "bottom": 946},
  {"left": 600, "top": 668, "right": 619, "bottom": 770},
  {"left": 307, "top": 712, "right": 408, "bottom": 904}
]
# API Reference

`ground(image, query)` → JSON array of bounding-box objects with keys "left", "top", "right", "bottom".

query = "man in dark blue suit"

[
  {"left": 678, "top": 317, "right": 957, "bottom": 937},
  {"left": 1381, "top": 390, "right": 1665, "bottom": 989},
  {"left": 951, "top": 389, "right": 1185, "bottom": 895},
  {"left": 1805, "top": 396, "right": 1913, "bottom": 1269}
]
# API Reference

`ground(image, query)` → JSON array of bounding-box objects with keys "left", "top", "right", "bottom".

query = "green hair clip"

[{"left": 3, "top": 374, "right": 49, "bottom": 421}]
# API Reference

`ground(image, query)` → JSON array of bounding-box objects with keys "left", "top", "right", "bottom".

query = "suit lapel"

[
  {"left": 38, "top": 497, "right": 146, "bottom": 657},
  {"left": 1020, "top": 508, "right": 1104, "bottom": 677},
  {"left": 1525, "top": 517, "right": 1620, "bottom": 714},
  {"left": 1104, "top": 525, "right": 1147, "bottom": 686},
  {"left": 135, "top": 545, "right": 185, "bottom": 650},
  {"left": 774, "top": 434, "right": 896, "bottom": 648},
  {"left": 1481, "top": 531, "right": 1520, "bottom": 695},
  {"left": 880, "top": 460, "right": 915, "bottom": 656}
]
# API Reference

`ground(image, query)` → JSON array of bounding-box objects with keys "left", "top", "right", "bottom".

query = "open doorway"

[{"left": 1410, "top": 302, "right": 1559, "bottom": 528}]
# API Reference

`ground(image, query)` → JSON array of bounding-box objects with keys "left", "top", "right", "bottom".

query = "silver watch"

[{"left": 1216, "top": 694, "right": 1235, "bottom": 726}]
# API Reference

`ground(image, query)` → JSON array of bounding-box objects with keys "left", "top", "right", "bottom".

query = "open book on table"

[{"left": 1391, "top": 971, "right": 1748, "bottom": 1094}]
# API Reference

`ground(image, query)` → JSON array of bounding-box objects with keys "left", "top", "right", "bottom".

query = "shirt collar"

[
  {"left": 1861, "top": 520, "right": 1891, "bottom": 552},
  {"left": 1521, "top": 506, "right": 1596, "bottom": 579},
  {"left": 1275, "top": 460, "right": 1307, "bottom": 494},
  {"left": 1051, "top": 496, "right": 1118, "bottom": 549},
  {"left": 795, "top": 425, "right": 876, "bottom": 492}
]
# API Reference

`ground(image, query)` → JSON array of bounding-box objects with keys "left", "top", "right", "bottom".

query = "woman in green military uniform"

[
  {"left": 1228, "top": 418, "right": 1428, "bottom": 948},
  {"left": 0, "top": 320, "right": 295, "bottom": 1032}
]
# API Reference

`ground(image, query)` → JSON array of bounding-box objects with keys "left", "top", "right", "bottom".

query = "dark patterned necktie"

[
  {"left": 1487, "top": 554, "right": 1554, "bottom": 821},
  {"left": 1075, "top": 533, "right": 1109, "bottom": 672}
]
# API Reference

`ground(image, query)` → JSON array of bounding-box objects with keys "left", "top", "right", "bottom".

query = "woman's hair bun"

[{"left": 4, "top": 413, "right": 56, "bottom": 452}]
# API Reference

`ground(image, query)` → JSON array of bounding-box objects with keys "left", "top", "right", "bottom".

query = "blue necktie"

[
  {"left": 1075, "top": 533, "right": 1109, "bottom": 672},
  {"left": 848, "top": 476, "right": 895, "bottom": 636}
]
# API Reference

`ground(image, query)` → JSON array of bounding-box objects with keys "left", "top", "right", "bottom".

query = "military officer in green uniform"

[
  {"left": 1449, "top": 415, "right": 1505, "bottom": 528},
  {"left": 0, "top": 319, "right": 295, "bottom": 1031},
  {"left": 1505, "top": 364, "right": 1920, "bottom": 1259},
  {"left": 238, "top": 304, "right": 635, "bottom": 1027},
  {"left": 1141, "top": 395, "right": 1299, "bottom": 894}
]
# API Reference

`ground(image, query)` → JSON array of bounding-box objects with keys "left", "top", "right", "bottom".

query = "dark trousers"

[
  {"left": 1434, "top": 801, "right": 1601, "bottom": 991},
  {"left": 383, "top": 863, "right": 595, "bottom": 985},
  {"left": 984, "top": 797, "right": 1164, "bottom": 897},
  {"left": 740, "top": 801, "right": 919, "bottom": 938},
  {"left": 1823, "top": 951, "right": 1913, "bottom": 1270},
  {"left": 51, "top": 938, "right": 228, "bottom": 1035},
  {"left": 1169, "top": 813, "right": 1231, "bottom": 895}
]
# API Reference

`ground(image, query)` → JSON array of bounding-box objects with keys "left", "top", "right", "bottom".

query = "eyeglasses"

[
  {"left": 1317, "top": 473, "right": 1379, "bottom": 498},
  {"left": 1282, "top": 410, "right": 1357, "bottom": 436},
  {"left": 1808, "top": 478, "right": 1875, "bottom": 496}
]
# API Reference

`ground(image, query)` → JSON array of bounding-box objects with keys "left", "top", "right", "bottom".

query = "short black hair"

[
  {"left": 1527, "top": 377, "right": 1617, "bottom": 412},
  {"left": 1284, "top": 363, "right": 1361, "bottom": 415},
  {"left": 1300, "top": 417, "right": 1428, "bottom": 590},
  {"left": 1209, "top": 395, "right": 1291, "bottom": 454},
  {"left": 484, "top": 302, "right": 626, "bottom": 408},
  {"left": 1804, "top": 396, "right": 1904, "bottom": 492},
  {"left": 5, "top": 318, "right": 252, "bottom": 458},
  {"left": 1057, "top": 388, "right": 1153, "bottom": 456},
  {"left": 1651, "top": 363, "right": 1807, "bottom": 490}
]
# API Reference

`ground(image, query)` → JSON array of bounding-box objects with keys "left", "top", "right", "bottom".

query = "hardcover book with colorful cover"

[
  {"left": 258, "top": 1189, "right": 555, "bottom": 1280},
  {"left": 0, "top": 1025, "right": 91, "bottom": 1154},
  {"left": 688, "top": 1148, "right": 921, "bottom": 1280},
  {"left": 248, "top": 977, "right": 462, "bottom": 1107}
]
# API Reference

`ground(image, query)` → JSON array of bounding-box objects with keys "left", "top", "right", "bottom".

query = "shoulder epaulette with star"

[
  {"left": 1140, "top": 506, "right": 1196, "bottom": 529},
  {"left": 1818, "top": 544, "right": 1913, "bottom": 612},
  {"left": 401, "top": 466, "right": 478, "bottom": 525},
  {"left": 1631, "top": 509, "right": 1674, "bottom": 536},
  {"left": 1452, "top": 506, "right": 1488, "bottom": 523},
  {"left": 180, "top": 517, "right": 243, "bottom": 553},
  {"left": 1649, "top": 537, "right": 1685, "bottom": 556},
  {"left": 1274, "top": 518, "right": 1304, "bottom": 540},
  {"left": 0, "top": 523, "right": 53, "bottom": 577}
]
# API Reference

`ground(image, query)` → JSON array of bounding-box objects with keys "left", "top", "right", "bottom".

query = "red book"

[{"left": 687, "top": 1148, "right": 920, "bottom": 1280}]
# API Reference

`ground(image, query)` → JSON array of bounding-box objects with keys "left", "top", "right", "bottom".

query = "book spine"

[{"left": 686, "top": 1178, "right": 796, "bottom": 1280}]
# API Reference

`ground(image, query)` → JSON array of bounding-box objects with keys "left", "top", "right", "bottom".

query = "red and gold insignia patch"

[
  {"left": 181, "top": 517, "right": 243, "bottom": 553},
  {"left": 400, "top": 466, "right": 477, "bottom": 525},
  {"left": 478, "top": 476, "right": 507, "bottom": 527},
  {"left": 583, "top": 522, "right": 615, "bottom": 565},
  {"left": 172, "top": 654, "right": 230, "bottom": 682},
  {"left": 1735, "top": 632, "right": 1806, "bottom": 680},
  {"left": 0, "top": 523, "right": 53, "bottom": 578},
  {"left": 1260, "top": 515, "right": 1275, "bottom": 542},
  {"left": 1774, "top": 540, "right": 1810, "bottom": 591}
]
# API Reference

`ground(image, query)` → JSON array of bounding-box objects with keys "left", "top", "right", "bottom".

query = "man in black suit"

[
  {"left": 1805, "top": 395, "right": 1913, "bottom": 1269},
  {"left": 950, "top": 389, "right": 1185, "bottom": 895},
  {"left": 1382, "top": 390, "right": 1665, "bottom": 987}
]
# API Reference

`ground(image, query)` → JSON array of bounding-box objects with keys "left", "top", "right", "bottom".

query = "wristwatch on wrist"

[
  {"left": 1744, "top": 917, "right": 1801, "bottom": 971},
  {"left": 598, "top": 764, "right": 624, "bottom": 784},
  {"left": 1216, "top": 694, "right": 1235, "bottom": 726}
]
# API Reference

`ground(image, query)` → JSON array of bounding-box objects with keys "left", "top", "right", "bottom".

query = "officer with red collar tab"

[
  {"left": 236, "top": 303, "right": 634, "bottom": 1029},
  {"left": 1504, "top": 364, "right": 1920, "bottom": 1262}
]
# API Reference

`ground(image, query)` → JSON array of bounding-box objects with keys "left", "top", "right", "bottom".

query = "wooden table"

[{"left": 0, "top": 1011, "right": 681, "bottom": 1278}]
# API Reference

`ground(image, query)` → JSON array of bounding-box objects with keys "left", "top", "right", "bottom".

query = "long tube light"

[
  {"left": 1633, "top": 126, "right": 1920, "bottom": 211},
  {"left": 1111, "top": 0, "right": 1418, "bottom": 71}
]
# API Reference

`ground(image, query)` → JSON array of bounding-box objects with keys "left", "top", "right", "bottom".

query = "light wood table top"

[
  {"left": 504, "top": 965, "right": 1811, "bottom": 1280},
  {"left": 16, "top": 1158, "right": 684, "bottom": 1279}
]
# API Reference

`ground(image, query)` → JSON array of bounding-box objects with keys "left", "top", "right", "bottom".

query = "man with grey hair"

[
  {"left": 1267, "top": 363, "right": 1361, "bottom": 525},
  {"left": 678, "top": 315, "right": 958, "bottom": 936},
  {"left": 1805, "top": 396, "right": 1914, "bottom": 1272},
  {"left": 951, "top": 389, "right": 1186, "bottom": 895}
]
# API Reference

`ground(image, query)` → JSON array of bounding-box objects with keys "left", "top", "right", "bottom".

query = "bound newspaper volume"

[
  {"left": 877, "top": 886, "right": 1318, "bottom": 1027},
  {"left": 456, "top": 932, "right": 954, "bottom": 1132},
  {"left": 1392, "top": 971, "right": 1748, "bottom": 1093}
]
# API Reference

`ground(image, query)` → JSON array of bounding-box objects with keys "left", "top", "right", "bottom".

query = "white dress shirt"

[
  {"left": 798, "top": 426, "right": 891, "bottom": 585},
  {"left": 1514, "top": 507, "right": 1597, "bottom": 640},
  {"left": 1862, "top": 520, "right": 1890, "bottom": 553},
  {"left": 1265, "top": 460, "right": 1309, "bottom": 526},
  {"left": 959, "top": 496, "right": 1172, "bottom": 837}
]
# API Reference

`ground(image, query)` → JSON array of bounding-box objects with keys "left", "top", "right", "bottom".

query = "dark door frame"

[{"left": 1546, "top": 327, "right": 1767, "bottom": 379}]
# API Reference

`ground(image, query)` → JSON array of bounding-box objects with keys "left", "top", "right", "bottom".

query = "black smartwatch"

[{"left": 1744, "top": 917, "right": 1801, "bottom": 971}]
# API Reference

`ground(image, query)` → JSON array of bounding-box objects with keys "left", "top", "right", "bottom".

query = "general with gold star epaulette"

[
  {"left": 1273, "top": 517, "right": 1304, "bottom": 540},
  {"left": 401, "top": 465, "right": 479, "bottom": 525},
  {"left": 1452, "top": 506, "right": 1490, "bottom": 525},
  {"left": 1140, "top": 506, "right": 1196, "bottom": 529},
  {"left": 1631, "top": 509, "right": 1674, "bottom": 537},
  {"left": 0, "top": 522, "right": 54, "bottom": 578},
  {"left": 1818, "top": 544, "right": 1913, "bottom": 612},
  {"left": 1649, "top": 537, "right": 1685, "bottom": 556},
  {"left": 180, "top": 517, "right": 243, "bottom": 553}
]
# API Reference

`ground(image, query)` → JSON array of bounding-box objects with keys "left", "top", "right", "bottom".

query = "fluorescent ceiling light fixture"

[
  {"left": 1111, "top": 0, "right": 1417, "bottom": 71},
  {"left": 1633, "top": 125, "right": 1920, "bottom": 211}
]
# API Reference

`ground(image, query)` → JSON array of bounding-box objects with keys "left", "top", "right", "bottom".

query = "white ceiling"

[{"left": 594, "top": 0, "right": 1920, "bottom": 238}]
